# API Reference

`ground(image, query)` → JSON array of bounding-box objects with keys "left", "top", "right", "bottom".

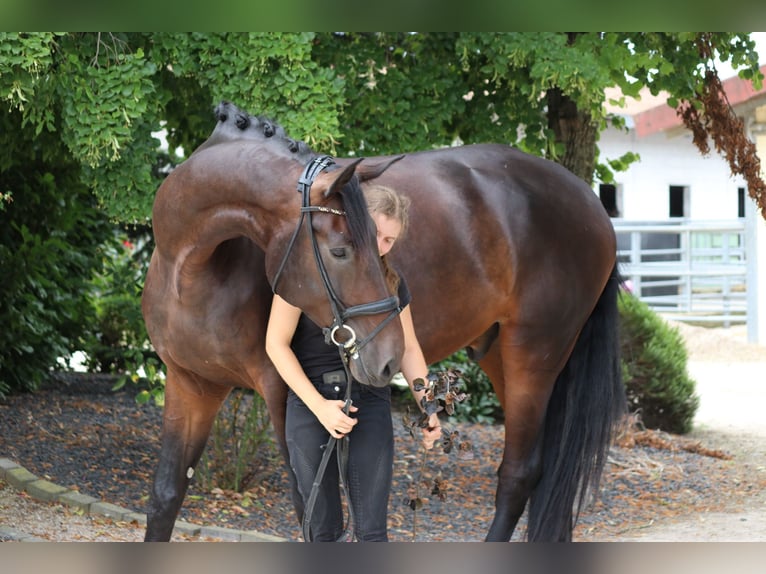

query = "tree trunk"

[{"left": 547, "top": 87, "right": 598, "bottom": 184}]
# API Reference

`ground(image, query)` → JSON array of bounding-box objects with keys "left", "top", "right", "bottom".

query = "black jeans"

[{"left": 285, "top": 377, "right": 393, "bottom": 542}]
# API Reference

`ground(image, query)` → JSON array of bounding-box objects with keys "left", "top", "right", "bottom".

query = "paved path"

[
  {"left": 616, "top": 360, "right": 766, "bottom": 542},
  {"left": 689, "top": 361, "right": 766, "bottom": 437}
]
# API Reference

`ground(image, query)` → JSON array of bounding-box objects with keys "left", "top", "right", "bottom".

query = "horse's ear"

[
  {"left": 312, "top": 158, "right": 365, "bottom": 201},
  {"left": 355, "top": 155, "right": 406, "bottom": 182}
]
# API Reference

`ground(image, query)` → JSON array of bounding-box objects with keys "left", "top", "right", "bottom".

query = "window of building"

[
  {"left": 669, "top": 185, "right": 688, "bottom": 218},
  {"left": 599, "top": 183, "right": 622, "bottom": 217},
  {"left": 738, "top": 187, "right": 746, "bottom": 218}
]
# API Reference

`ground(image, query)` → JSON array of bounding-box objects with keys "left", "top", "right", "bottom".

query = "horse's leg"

[
  {"left": 253, "top": 366, "right": 305, "bottom": 523},
  {"left": 478, "top": 337, "right": 558, "bottom": 542},
  {"left": 144, "top": 366, "right": 230, "bottom": 541}
]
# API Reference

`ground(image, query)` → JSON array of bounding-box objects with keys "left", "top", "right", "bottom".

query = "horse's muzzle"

[{"left": 349, "top": 354, "right": 398, "bottom": 388}]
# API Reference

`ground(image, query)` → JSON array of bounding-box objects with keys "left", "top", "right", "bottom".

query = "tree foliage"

[
  {"left": 0, "top": 101, "right": 115, "bottom": 396},
  {"left": 1, "top": 32, "right": 346, "bottom": 222},
  {"left": 313, "top": 33, "right": 765, "bottom": 194},
  {"left": 2, "top": 32, "right": 763, "bottom": 223}
]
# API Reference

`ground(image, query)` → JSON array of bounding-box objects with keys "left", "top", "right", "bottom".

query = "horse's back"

[
  {"left": 368, "top": 143, "right": 613, "bottom": 261},
  {"left": 362, "top": 143, "right": 615, "bottom": 362}
]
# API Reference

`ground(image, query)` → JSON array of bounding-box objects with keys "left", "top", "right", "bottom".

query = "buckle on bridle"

[{"left": 297, "top": 156, "right": 335, "bottom": 195}]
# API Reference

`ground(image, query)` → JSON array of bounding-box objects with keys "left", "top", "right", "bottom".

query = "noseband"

[{"left": 272, "top": 155, "right": 403, "bottom": 361}]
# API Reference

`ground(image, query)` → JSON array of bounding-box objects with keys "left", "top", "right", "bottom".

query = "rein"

[{"left": 272, "top": 155, "right": 403, "bottom": 542}]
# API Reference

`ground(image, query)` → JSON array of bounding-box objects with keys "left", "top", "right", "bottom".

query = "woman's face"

[{"left": 371, "top": 212, "right": 402, "bottom": 257}]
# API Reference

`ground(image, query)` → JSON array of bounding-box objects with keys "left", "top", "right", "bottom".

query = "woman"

[{"left": 265, "top": 184, "right": 441, "bottom": 542}]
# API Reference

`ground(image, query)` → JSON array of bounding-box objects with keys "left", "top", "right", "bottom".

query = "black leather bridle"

[
  {"left": 271, "top": 155, "right": 404, "bottom": 541},
  {"left": 272, "top": 155, "right": 403, "bottom": 361}
]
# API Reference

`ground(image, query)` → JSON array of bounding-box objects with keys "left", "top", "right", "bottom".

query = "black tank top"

[{"left": 290, "top": 278, "right": 411, "bottom": 383}]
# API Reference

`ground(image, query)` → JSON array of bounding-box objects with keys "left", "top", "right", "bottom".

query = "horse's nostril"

[{"left": 381, "top": 361, "right": 395, "bottom": 382}]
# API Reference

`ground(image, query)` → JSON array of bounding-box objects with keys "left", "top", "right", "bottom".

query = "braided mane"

[{"left": 195, "top": 101, "right": 315, "bottom": 165}]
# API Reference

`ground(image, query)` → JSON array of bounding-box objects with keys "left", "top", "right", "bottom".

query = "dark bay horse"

[{"left": 141, "top": 101, "right": 624, "bottom": 542}]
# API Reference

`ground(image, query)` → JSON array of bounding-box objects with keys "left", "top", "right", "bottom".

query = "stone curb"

[{"left": 0, "top": 457, "right": 286, "bottom": 542}]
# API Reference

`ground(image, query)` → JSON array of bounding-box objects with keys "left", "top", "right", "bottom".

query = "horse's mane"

[
  {"left": 197, "top": 101, "right": 315, "bottom": 165},
  {"left": 204, "top": 101, "right": 376, "bottom": 258}
]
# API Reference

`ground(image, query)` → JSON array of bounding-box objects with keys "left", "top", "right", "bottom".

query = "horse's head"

[{"left": 267, "top": 158, "right": 404, "bottom": 388}]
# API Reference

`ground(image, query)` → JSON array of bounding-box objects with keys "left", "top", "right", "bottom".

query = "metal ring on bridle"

[{"left": 329, "top": 324, "right": 357, "bottom": 349}]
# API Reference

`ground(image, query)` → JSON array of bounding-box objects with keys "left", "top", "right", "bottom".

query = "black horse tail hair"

[{"left": 526, "top": 264, "right": 626, "bottom": 541}]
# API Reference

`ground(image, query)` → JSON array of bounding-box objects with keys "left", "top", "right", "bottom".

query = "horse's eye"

[{"left": 330, "top": 247, "right": 348, "bottom": 259}]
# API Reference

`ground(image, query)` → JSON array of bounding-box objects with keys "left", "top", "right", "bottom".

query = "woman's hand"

[
  {"left": 421, "top": 413, "right": 442, "bottom": 450},
  {"left": 314, "top": 399, "right": 359, "bottom": 439}
]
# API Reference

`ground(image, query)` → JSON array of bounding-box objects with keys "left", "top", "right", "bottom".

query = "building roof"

[{"left": 604, "top": 65, "right": 766, "bottom": 137}]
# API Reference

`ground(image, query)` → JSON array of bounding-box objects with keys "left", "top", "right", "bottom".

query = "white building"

[
  {"left": 598, "top": 80, "right": 762, "bottom": 220},
  {"left": 598, "top": 69, "right": 766, "bottom": 343}
]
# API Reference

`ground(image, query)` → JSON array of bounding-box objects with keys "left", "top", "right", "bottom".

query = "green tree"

[
  {"left": 0, "top": 103, "right": 116, "bottom": 396},
  {"left": 1, "top": 32, "right": 346, "bottom": 222}
]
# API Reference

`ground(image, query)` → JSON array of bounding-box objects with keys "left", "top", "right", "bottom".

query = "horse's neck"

[
  {"left": 154, "top": 183, "right": 294, "bottom": 303},
  {"left": 153, "top": 144, "right": 301, "bottom": 265}
]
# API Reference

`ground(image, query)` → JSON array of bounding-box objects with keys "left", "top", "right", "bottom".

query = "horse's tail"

[{"left": 526, "top": 264, "right": 625, "bottom": 541}]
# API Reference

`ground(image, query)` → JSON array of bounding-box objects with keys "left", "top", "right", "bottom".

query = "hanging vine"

[{"left": 678, "top": 34, "right": 766, "bottom": 221}]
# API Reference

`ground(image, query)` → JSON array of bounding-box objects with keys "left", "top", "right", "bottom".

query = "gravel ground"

[{"left": 1, "top": 318, "right": 765, "bottom": 542}]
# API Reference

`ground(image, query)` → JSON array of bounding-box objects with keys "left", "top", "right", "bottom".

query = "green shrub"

[
  {"left": 424, "top": 295, "right": 700, "bottom": 434},
  {"left": 72, "top": 226, "right": 167, "bottom": 405},
  {"left": 0, "top": 162, "right": 114, "bottom": 398},
  {"left": 79, "top": 234, "right": 150, "bottom": 373},
  {"left": 618, "top": 293, "right": 699, "bottom": 434}
]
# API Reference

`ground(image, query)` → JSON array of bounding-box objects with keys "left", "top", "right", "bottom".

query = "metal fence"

[{"left": 613, "top": 219, "right": 747, "bottom": 324}]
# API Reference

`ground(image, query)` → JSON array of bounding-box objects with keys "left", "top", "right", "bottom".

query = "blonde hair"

[
  {"left": 362, "top": 184, "right": 411, "bottom": 238},
  {"left": 362, "top": 184, "right": 411, "bottom": 294}
]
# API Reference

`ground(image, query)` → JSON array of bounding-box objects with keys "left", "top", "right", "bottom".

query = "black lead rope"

[{"left": 301, "top": 364, "right": 355, "bottom": 543}]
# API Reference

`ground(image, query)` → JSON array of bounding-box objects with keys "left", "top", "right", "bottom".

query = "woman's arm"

[
  {"left": 265, "top": 295, "right": 358, "bottom": 439},
  {"left": 398, "top": 305, "right": 442, "bottom": 449}
]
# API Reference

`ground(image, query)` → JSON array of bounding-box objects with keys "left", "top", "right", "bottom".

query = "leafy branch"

[
  {"left": 400, "top": 369, "right": 474, "bottom": 541},
  {"left": 677, "top": 50, "right": 766, "bottom": 220}
]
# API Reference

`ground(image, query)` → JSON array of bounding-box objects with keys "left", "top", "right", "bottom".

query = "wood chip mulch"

[{"left": 1, "top": 373, "right": 763, "bottom": 542}]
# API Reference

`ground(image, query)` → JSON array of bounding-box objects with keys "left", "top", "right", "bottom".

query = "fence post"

[
  {"left": 722, "top": 231, "right": 731, "bottom": 328},
  {"left": 630, "top": 230, "right": 642, "bottom": 297},
  {"left": 746, "top": 120, "right": 766, "bottom": 344},
  {"left": 683, "top": 224, "right": 692, "bottom": 313}
]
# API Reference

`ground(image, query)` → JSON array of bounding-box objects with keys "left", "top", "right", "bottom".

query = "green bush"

[
  {"left": 63, "top": 223, "right": 168, "bottom": 406},
  {"left": 425, "top": 294, "right": 700, "bottom": 434},
  {"left": 618, "top": 293, "right": 699, "bottom": 434},
  {"left": 79, "top": 233, "right": 150, "bottom": 373},
  {"left": 0, "top": 133, "right": 115, "bottom": 398}
]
